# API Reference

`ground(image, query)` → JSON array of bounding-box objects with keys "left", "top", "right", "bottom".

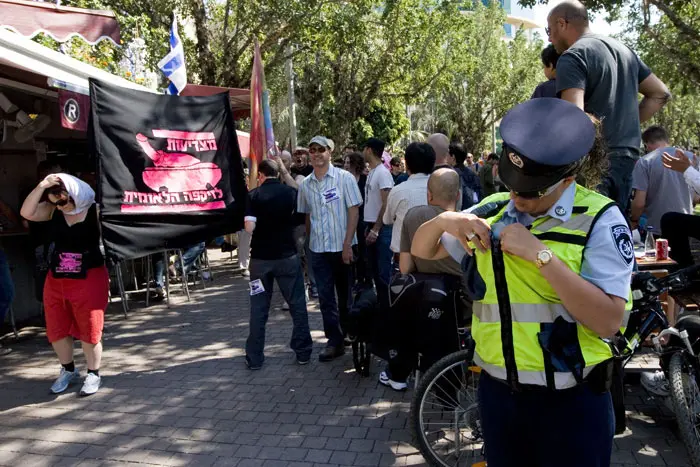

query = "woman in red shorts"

[{"left": 21, "top": 173, "right": 108, "bottom": 396}]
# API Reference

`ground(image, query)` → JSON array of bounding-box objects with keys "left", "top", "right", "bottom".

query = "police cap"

[{"left": 498, "top": 98, "right": 595, "bottom": 194}]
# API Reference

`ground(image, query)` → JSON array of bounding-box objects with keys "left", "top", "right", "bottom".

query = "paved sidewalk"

[{"left": 0, "top": 250, "right": 692, "bottom": 466}]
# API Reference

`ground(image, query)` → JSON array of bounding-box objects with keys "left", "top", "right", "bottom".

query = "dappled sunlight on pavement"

[{"left": 0, "top": 249, "right": 692, "bottom": 466}]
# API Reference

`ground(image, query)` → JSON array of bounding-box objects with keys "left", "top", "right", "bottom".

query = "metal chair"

[{"left": 185, "top": 249, "right": 213, "bottom": 289}]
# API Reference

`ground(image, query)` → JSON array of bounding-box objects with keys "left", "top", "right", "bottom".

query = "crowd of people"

[{"left": 1, "top": 1, "right": 699, "bottom": 465}]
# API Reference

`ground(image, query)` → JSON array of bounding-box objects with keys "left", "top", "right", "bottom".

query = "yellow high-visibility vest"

[{"left": 471, "top": 185, "right": 631, "bottom": 390}]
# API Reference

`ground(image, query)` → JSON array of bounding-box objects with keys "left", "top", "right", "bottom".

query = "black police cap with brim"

[{"left": 498, "top": 98, "right": 595, "bottom": 194}]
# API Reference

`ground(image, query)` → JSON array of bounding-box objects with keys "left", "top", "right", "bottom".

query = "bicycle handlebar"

[{"left": 633, "top": 264, "right": 700, "bottom": 301}]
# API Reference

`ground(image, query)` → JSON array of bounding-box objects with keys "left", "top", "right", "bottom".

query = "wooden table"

[{"left": 636, "top": 256, "right": 678, "bottom": 271}]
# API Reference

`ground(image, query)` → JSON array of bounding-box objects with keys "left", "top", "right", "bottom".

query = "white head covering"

[{"left": 55, "top": 173, "right": 95, "bottom": 215}]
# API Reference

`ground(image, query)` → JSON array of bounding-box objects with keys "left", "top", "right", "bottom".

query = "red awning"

[
  {"left": 180, "top": 84, "right": 251, "bottom": 120},
  {"left": 0, "top": 0, "right": 120, "bottom": 45}
]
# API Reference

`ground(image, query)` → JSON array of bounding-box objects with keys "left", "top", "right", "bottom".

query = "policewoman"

[{"left": 412, "top": 98, "right": 633, "bottom": 467}]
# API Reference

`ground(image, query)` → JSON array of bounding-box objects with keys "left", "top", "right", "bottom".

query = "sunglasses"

[
  {"left": 309, "top": 147, "right": 326, "bottom": 154},
  {"left": 506, "top": 180, "right": 564, "bottom": 200},
  {"left": 50, "top": 198, "right": 70, "bottom": 207}
]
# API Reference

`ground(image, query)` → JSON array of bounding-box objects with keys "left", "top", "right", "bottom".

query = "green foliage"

[
  {"left": 417, "top": 1, "right": 544, "bottom": 153},
  {"left": 294, "top": 0, "right": 463, "bottom": 147}
]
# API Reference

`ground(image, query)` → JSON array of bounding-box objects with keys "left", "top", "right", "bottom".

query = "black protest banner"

[{"left": 89, "top": 79, "right": 246, "bottom": 262}]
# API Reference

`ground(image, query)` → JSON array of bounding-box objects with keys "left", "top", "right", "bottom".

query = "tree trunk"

[{"left": 190, "top": 0, "right": 217, "bottom": 85}]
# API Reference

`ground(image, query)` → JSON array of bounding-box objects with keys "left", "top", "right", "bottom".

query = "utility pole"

[{"left": 285, "top": 46, "right": 297, "bottom": 149}]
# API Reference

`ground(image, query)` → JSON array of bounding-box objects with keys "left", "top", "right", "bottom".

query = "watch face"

[{"left": 538, "top": 250, "right": 552, "bottom": 262}]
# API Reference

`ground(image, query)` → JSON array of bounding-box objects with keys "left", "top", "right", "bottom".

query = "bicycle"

[{"left": 410, "top": 264, "right": 700, "bottom": 467}]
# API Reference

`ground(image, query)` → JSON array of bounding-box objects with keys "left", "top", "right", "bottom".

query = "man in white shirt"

[
  {"left": 383, "top": 142, "right": 436, "bottom": 254},
  {"left": 659, "top": 148, "right": 700, "bottom": 267},
  {"left": 363, "top": 138, "right": 394, "bottom": 310}
]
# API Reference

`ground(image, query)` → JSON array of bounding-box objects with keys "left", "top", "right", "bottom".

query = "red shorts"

[{"left": 43, "top": 266, "right": 109, "bottom": 344}]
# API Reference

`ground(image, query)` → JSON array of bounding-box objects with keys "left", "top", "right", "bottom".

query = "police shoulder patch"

[{"left": 610, "top": 224, "right": 634, "bottom": 265}]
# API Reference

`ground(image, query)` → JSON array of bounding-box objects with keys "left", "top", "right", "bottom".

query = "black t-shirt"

[
  {"left": 531, "top": 79, "right": 557, "bottom": 99},
  {"left": 246, "top": 179, "right": 298, "bottom": 260},
  {"left": 50, "top": 204, "right": 104, "bottom": 271}
]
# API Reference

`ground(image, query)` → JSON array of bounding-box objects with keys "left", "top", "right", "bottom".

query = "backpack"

[
  {"left": 347, "top": 285, "right": 379, "bottom": 376},
  {"left": 380, "top": 273, "right": 463, "bottom": 373}
]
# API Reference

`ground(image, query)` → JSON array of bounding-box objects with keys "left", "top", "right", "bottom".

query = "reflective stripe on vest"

[
  {"left": 474, "top": 353, "right": 595, "bottom": 390},
  {"left": 474, "top": 302, "right": 630, "bottom": 327}
]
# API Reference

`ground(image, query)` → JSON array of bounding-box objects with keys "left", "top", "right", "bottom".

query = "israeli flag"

[{"left": 157, "top": 16, "right": 187, "bottom": 95}]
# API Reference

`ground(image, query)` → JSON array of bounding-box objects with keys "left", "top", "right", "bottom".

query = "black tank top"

[{"left": 50, "top": 204, "right": 104, "bottom": 278}]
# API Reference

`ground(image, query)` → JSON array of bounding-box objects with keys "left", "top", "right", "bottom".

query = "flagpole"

[{"left": 285, "top": 46, "right": 297, "bottom": 149}]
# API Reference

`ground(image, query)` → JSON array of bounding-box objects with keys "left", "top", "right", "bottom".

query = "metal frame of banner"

[{"left": 114, "top": 265, "right": 129, "bottom": 318}]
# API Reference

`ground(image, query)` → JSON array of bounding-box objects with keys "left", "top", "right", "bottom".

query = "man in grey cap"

[
  {"left": 412, "top": 98, "right": 633, "bottom": 466},
  {"left": 297, "top": 136, "right": 363, "bottom": 361}
]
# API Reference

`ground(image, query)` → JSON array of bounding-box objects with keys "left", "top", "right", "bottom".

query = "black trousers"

[{"left": 661, "top": 211, "right": 700, "bottom": 267}]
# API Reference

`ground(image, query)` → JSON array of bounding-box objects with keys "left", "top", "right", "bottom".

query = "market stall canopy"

[
  {"left": 180, "top": 84, "right": 251, "bottom": 120},
  {"left": 0, "top": 28, "right": 154, "bottom": 94},
  {"left": 0, "top": 0, "right": 120, "bottom": 45}
]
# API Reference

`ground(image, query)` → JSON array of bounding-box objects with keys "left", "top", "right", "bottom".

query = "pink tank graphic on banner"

[
  {"left": 121, "top": 129, "right": 226, "bottom": 213},
  {"left": 136, "top": 132, "right": 222, "bottom": 192}
]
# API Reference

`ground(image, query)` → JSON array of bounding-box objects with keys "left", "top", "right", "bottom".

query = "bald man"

[
  {"left": 547, "top": 0, "right": 670, "bottom": 214},
  {"left": 381, "top": 168, "right": 468, "bottom": 391},
  {"left": 427, "top": 133, "right": 476, "bottom": 210},
  {"left": 399, "top": 169, "right": 461, "bottom": 275},
  {"left": 426, "top": 133, "right": 451, "bottom": 169}
]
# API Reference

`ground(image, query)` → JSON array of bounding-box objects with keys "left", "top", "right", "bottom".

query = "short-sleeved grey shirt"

[
  {"left": 556, "top": 33, "right": 652, "bottom": 154},
  {"left": 631, "top": 147, "right": 695, "bottom": 229}
]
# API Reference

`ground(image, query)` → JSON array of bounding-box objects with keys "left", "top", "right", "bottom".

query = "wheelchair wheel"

[{"left": 410, "top": 346, "right": 484, "bottom": 466}]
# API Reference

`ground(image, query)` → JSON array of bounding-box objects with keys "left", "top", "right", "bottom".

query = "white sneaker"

[
  {"left": 241, "top": 269, "right": 250, "bottom": 278},
  {"left": 79, "top": 373, "right": 101, "bottom": 397},
  {"left": 282, "top": 302, "right": 290, "bottom": 311},
  {"left": 50, "top": 368, "right": 80, "bottom": 394},
  {"left": 641, "top": 370, "right": 670, "bottom": 397},
  {"left": 379, "top": 370, "right": 408, "bottom": 391}
]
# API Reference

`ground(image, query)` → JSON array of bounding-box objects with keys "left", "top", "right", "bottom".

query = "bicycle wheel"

[
  {"left": 669, "top": 352, "right": 700, "bottom": 467},
  {"left": 410, "top": 347, "right": 484, "bottom": 467}
]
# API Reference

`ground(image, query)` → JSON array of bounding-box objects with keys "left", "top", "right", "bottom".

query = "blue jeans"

[
  {"left": 366, "top": 224, "right": 393, "bottom": 310},
  {"left": 153, "top": 243, "right": 206, "bottom": 288},
  {"left": 0, "top": 250, "right": 13, "bottom": 325},
  {"left": 176, "top": 242, "right": 206, "bottom": 273},
  {"left": 598, "top": 151, "right": 638, "bottom": 216},
  {"left": 479, "top": 372, "right": 614, "bottom": 467},
  {"left": 310, "top": 251, "right": 353, "bottom": 347},
  {"left": 245, "top": 255, "right": 312, "bottom": 366}
]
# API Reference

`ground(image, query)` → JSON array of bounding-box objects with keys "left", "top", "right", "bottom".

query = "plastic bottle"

[{"left": 645, "top": 226, "right": 656, "bottom": 258}]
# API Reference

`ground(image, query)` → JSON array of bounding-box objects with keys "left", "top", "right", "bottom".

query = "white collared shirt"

[{"left": 383, "top": 173, "right": 430, "bottom": 252}]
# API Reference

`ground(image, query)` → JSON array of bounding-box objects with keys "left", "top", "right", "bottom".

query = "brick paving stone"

[
  {"left": 0, "top": 249, "right": 691, "bottom": 467},
  {"left": 305, "top": 448, "right": 333, "bottom": 463},
  {"left": 324, "top": 437, "right": 351, "bottom": 451},
  {"left": 329, "top": 450, "right": 358, "bottom": 465}
]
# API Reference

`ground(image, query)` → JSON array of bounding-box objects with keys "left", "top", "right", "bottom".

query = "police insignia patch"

[
  {"left": 508, "top": 152, "right": 524, "bottom": 168},
  {"left": 611, "top": 224, "right": 634, "bottom": 265}
]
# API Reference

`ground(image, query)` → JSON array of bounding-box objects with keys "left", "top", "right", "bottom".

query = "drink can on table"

[{"left": 656, "top": 239, "right": 669, "bottom": 260}]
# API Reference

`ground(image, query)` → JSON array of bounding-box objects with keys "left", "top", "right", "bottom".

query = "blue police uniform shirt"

[{"left": 441, "top": 183, "right": 633, "bottom": 301}]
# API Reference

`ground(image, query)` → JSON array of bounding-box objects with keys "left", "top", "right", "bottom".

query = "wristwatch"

[{"left": 535, "top": 248, "right": 554, "bottom": 269}]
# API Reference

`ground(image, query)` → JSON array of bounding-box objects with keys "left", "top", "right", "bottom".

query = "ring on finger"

[{"left": 466, "top": 232, "right": 476, "bottom": 241}]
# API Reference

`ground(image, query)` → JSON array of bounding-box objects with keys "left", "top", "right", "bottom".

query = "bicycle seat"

[{"left": 676, "top": 314, "right": 700, "bottom": 339}]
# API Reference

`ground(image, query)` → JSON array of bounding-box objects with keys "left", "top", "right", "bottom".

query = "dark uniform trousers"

[{"left": 479, "top": 371, "right": 614, "bottom": 467}]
